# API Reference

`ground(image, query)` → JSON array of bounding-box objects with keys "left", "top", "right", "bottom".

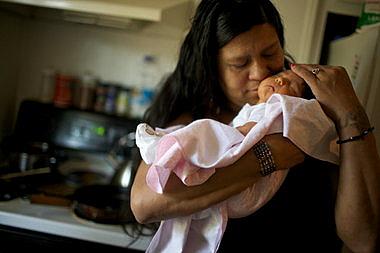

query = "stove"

[{"left": 0, "top": 100, "right": 141, "bottom": 224}]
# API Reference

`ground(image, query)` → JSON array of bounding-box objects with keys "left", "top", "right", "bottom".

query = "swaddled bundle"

[{"left": 137, "top": 94, "right": 339, "bottom": 253}]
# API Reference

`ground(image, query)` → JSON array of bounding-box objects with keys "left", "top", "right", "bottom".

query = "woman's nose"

[{"left": 248, "top": 60, "right": 271, "bottom": 81}]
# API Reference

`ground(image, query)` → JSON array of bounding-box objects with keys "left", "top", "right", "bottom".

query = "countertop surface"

[{"left": 0, "top": 198, "right": 152, "bottom": 251}]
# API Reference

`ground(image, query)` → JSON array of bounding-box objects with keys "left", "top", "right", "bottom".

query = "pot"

[{"left": 110, "top": 147, "right": 140, "bottom": 188}]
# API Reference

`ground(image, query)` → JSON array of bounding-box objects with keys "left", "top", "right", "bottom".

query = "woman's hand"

[
  {"left": 236, "top": 121, "right": 257, "bottom": 136},
  {"left": 290, "top": 64, "right": 370, "bottom": 132},
  {"left": 292, "top": 64, "right": 380, "bottom": 252}
]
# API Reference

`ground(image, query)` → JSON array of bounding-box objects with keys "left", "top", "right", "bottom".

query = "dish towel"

[{"left": 136, "top": 94, "right": 339, "bottom": 253}]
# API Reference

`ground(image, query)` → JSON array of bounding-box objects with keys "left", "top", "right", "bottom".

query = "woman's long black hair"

[{"left": 144, "top": 0, "right": 286, "bottom": 127}]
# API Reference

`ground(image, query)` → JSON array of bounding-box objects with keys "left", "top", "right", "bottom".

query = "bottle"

[
  {"left": 140, "top": 55, "right": 160, "bottom": 89},
  {"left": 129, "top": 87, "right": 155, "bottom": 119},
  {"left": 77, "top": 72, "right": 96, "bottom": 110},
  {"left": 54, "top": 73, "right": 74, "bottom": 108},
  {"left": 39, "top": 68, "right": 56, "bottom": 103},
  {"left": 116, "top": 87, "right": 130, "bottom": 117},
  {"left": 129, "top": 55, "right": 159, "bottom": 118},
  {"left": 94, "top": 83, "right": 108, "bottom": 113},
  {"left": 104, "top": 85, "right": 117, "bottom": 115}
]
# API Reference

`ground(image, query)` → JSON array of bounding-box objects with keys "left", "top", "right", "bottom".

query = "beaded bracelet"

[
  {"left": 252, "top": 140, "right": 276, "bottom": 176},
  {"left": 336, "top": 127, "right": 375, "bottom": 144}
]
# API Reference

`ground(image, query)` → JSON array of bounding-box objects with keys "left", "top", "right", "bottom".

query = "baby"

[
  {"left": 236, "top": 69, "right": 306, "bottom": 135},
  {"left": 137, "top": 70, "right": 339, "bottom": 253}
]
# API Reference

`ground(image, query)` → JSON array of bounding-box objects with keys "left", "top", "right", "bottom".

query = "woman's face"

[
  {"left": 217, "top": 23, "right": 284, "bottom": 111},
  {"left": 258, "top": 70, "right": 306, "bottom": 103}
]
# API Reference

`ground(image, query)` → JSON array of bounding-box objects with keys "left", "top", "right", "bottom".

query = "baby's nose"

[{"left": 274, "top": 77, "right": 288, "bottom": 86}]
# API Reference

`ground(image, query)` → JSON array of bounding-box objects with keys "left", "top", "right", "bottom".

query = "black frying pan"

[{"left": 72, "top": 184, "right": 135, "bottom": 224}]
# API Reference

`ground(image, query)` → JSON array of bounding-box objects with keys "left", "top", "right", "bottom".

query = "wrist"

[
  {"left": 264, "top": 134, "right": 305, "bottom": 170},
  {"left": 336, "top": 127, "right": 374, "bottom": 144},
  {"left": 336, "top": 107, "right": 370, "bottom": 138},
  {"left": 252, "top": 140, "right": 276, "bottom": 176},
  {"left": 338, "top": 124, "right": 372, "bottom": 142}
]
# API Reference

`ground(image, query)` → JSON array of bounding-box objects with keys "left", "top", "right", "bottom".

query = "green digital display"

[{"left": 94, "top": 126, "right": 106, "bottom": 136}]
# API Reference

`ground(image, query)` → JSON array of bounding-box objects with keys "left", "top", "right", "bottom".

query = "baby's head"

[{"left": 257, "top": 70, "right": 307, "bottom": 103}]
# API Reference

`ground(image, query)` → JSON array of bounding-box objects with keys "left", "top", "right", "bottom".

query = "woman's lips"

[
  {"left": 247, "top": 88, "right": 258, "bottom": 93},
  {"left": 246, "top": 89, "right": 258, "bottom": 97}
]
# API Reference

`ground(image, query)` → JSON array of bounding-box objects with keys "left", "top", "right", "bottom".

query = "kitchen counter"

[{"left": 0, "top": 198, "right": 152, "bottom": 251}]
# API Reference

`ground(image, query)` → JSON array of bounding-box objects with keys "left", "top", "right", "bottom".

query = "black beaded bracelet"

[
  {"left": 252, "top": 140, "right": 276, "bottom": 176},
  {"left": 336, "top": 127, "right": 375, "bottom": 144}
]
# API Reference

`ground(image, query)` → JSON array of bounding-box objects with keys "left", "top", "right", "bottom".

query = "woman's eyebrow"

[
  {"left": 262, "top": 41, "right": 279, "bottom": 52},
  {"left": 225, "top": 55, "right": 248, "bottom": 62}
]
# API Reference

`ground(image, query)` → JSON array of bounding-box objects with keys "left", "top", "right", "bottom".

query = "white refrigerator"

[{"left": 328, "top": 24, "right": 380, "bottom": 153}]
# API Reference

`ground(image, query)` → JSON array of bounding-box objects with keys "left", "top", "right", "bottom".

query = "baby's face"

[{"left": 258, "top": 70, "right": 306, "bottom": 103}]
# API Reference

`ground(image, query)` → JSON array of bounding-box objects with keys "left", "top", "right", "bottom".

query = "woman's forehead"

[{"left": 219, "top": 24, "right": 280, "bottom": 58}]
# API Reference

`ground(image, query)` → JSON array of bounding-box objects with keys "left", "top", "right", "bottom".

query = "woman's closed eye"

[
  {"left": 262, "top": 53, "right": 275, "bottom": 59},
  {"left": 262, "top": 45, "right": 282, "bottom": 59},
  {"left": 229, "top": 60, "right": 249, "bottom": 69},
  {"left": 262, "top": 50, "right": 279, "bottom": 59}
]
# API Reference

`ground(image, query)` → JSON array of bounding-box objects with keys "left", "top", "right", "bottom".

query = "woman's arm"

[
  {"left": 338, "top": 126, "right": 380, "bottom": 253},
  {"left": 291, "top": 64, "right": 380, "bottom": 253},
  {"left": 131, "top": 133, "right": 304, "bottom": 223}
]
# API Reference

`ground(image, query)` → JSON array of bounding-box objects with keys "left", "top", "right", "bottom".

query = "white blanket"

[{"left": 136, "top": 94, "right": 339, "bottom": 253}]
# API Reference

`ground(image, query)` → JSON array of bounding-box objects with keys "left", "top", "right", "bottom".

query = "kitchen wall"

[
  {"left": 272, "top": 0, "right": 317, "bottom": 63},
  {"left": 14, "top": 17, "right": 186, "bottom": 103},
  {"left": 0, "top": 2, "right": 194, "bottom": 140},
  {"left": 0, "top": 10, "right": 22, "bottom": 139},
  {"left": 0, "top": 0, "right": 363, "bottom": 140}
]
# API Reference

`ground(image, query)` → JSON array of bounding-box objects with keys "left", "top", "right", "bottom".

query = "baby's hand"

[{"left": 236, "top": 121, "right": 257, "bottom": 136}]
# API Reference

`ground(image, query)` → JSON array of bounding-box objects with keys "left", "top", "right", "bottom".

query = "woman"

[
  {"left": 131, "top": 0, "right": 380, "bottom": 252},
  {"left": 136, "top": 70, "right": 340, "bottom": 253}
]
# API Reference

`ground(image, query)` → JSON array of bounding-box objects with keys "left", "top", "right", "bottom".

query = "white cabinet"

[
  {"left": 0, "top": 0, "right": 192, "bottom": 31},
  {"left": 0, "top": 0, "right": 191, "bottom": 22}
]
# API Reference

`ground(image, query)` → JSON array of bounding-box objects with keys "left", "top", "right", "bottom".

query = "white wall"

[
  {"left": 0, "top": 10, "right": 22, "bottom": 139},
  {"left": 15, "top": 18, "right": 187, "bottom": 105},
  {"left": 0, "top": 2, "right": 194, "bottom": 139},
  {"left": 272, "top": 0, "right": 362, "bottom": 63},
  {"left": 272, "top": 0, "right": 318, "bottom": 63}
]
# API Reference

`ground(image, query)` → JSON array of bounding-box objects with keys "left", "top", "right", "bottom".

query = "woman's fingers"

[
  {"left": 290, "top": 64, "right": 320, "bottom": 85},
  {"left": 290, "top": 64, "right": 326, "bottom": 96},
  {"left": 237, "top": 121, "right": 257, "bottom": 136},
  {"left": 290, "top": 63, "right": 365, "bottom": 128}
]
